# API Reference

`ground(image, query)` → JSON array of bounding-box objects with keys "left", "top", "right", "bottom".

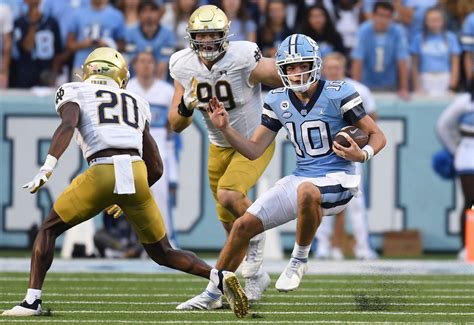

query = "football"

[{"left": 334, "top": 126, "right": 369, "bottom": 148}]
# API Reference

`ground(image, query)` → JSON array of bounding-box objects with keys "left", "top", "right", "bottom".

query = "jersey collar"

[{"left": 288, "top": 80, "right": 325, "bottom": 116}]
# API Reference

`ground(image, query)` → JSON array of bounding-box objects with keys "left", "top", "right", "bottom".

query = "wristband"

[
  {"left": 362, "top": 145, "right": 374, "bottom": 162},
  {"left": 177, "top": 96, "right": 194, "bottom": 117},
  {"left": 41, "top": 154, "right": 58, "bottom": 171}
]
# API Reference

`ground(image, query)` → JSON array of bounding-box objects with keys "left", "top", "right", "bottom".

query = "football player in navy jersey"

[{"left": 206, "top": 34, "right": 386, "bottom": 295}]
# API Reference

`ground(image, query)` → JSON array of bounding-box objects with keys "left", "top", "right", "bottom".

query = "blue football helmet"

[{"left": 275, "top": 34, "right": 322, "bottom": 92}]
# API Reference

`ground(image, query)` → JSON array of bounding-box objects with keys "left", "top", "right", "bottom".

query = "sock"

[
  {"left": 209, "top": 268, "right": 224, "bottom": 294},
  {"left": 205, "top": 280, "right": 222, "bottom": 297},
  {"left": 291, "top": 243, "right": 311, "bottom": 262},
  {"left": 25, "top": 288, "right": 41, "bottom": 304}
]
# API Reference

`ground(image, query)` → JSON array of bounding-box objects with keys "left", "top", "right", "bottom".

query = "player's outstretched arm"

[
  {"left": 249, "top": 57, "right": 283, "bottom": 88},
  {"left": 168, "top": 79, "right": 196, "bottom": 133},
  {"left": 207, "top": 96, "right": 276, "bottom": 160},
  {"left": 142, "top": 122, "right": 163, "bottom": 186},
  {"left": 23, "top": 102, "right": 80, "bottom": 193}
]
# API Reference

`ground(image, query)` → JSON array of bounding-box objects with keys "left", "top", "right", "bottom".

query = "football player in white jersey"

[
  {"left": 314, "top": 52, "right": 379, "bottom": 261},
  {"left": 168, "top": 5, "right": 282, "bottom": 309},
  {"left": 2, "top": 47, "right": 248, "bottom": 319},
  {"left": 127, "top": 51, "right": 179, "bottom": 248}
]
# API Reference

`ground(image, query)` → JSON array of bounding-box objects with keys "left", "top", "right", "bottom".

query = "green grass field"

[{"left": 1, "top": 272, "right": 474, "bottom": 324}]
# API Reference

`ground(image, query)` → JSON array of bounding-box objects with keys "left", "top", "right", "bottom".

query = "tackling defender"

[
  {"left": 2, "top": 47, "right": 247, "bottom": 318},
  {"left": 206, "top": 34, "right": 386, "bottom": 294},
  {"left": 168, "top": 5, "right": 282, "bottom": 308}
]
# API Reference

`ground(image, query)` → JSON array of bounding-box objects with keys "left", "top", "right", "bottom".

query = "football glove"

[
  {"left": 106, "top": 204, "right": 123, "bottom": 219},
  {"left": 184, "top": 77, "right": 199, "bottom": 110},
  {"left": 23, "top": 155, "right": 57, "bottom": 194}
]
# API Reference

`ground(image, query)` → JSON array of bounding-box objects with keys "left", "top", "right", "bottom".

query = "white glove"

[
  {"left": 23, "top": 155, "right": 57, "bottom": 194},
  {"left": 183, "top": 77, "right": 199, "bottom": 110}
]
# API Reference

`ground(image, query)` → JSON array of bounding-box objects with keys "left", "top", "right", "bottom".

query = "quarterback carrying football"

[
  {"left": 168, "top": 5, "right": 282, "bottom": 309},
  {"left": 2, "top": 47, "right": 248, "bottom": 319},
  {"left": 206, "top": 34, "right": 386, "bottom": 293}
]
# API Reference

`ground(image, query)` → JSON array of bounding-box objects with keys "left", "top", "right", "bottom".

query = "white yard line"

[
  {"left": 1, "top": 300, "right": 474, "bottom": 307},
  {"left": 3, "top": 292, "right": 474, "bottom": 299},
  {"left": 0, "top": 320, "right": 442, "bottom": 324},
  {"left": 1, "top": 277, "right": 474, "bottom": 285},
  {"left": 1, "top": 310, "right": 473, "bottom": 316}
]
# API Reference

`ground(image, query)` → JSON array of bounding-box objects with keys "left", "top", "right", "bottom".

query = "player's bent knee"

[
  {"left": 231, "top": 214, "right": 263, "bottom": 239},
  {"left": 297, "top": 182, "right": 321, "bottom": 204},
  {"left": 217, "top": 189, "right": 243, "bottom": 210}
]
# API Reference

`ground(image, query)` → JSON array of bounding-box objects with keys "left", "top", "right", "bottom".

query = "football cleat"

[
  {"left": 275, "top": 257, "right": 308, "bottom": 292},
  {"left": 2, "top": 299, "right": 42, "bottom": 316},
  {"left": 245, "top": 270, "right": 271, "bottom": 301},
  {"left": 355, "top": 248, "right": 379, "bottom": 260},
  {"left": 241, "top": 232, "right": 265, "bottom": 278},
  {"left": 176, "top": 290, "right": 222, "bottom": 310},
  {"left": 222, "top": 272, "right": 249, "bottom": 318}
]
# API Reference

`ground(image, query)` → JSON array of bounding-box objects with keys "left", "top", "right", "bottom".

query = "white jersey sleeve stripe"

[
  {"left": 263, "top": 107, "right": 278, "bottom": 119},
  {"left": 340, "top": 96, "right": 363, "bottom": 114}
]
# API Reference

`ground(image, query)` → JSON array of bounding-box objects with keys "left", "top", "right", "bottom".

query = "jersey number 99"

[{"left": 197, "top": 81, "right": 236, "bottom": 110}]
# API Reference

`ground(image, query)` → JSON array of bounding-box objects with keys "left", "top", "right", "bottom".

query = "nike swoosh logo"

[{"left": 349, "top": 129, "right": 358, "bottom": 134}]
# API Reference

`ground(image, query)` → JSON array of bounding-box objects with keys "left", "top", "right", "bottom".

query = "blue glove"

[{"left": 432, "top": 149, "right": 455, "bottom": 179}]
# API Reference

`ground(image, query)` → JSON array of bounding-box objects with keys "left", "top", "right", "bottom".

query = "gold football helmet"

[
  {"left": 187, "top": 5, "right": 230, "bottom": 61},
  {"left": 82, "top": 47, "right": 130, "bottom": 89}
]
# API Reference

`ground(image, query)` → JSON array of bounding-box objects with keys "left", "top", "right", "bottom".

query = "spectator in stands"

[
  {"left": 161, "top": 0, "right": 198, "bottom": 51},
  {"left": 461, "top": 11, "right": 474, "bottom": 84},
  {"left": 125, "top": 0, "right": 175, "bottom": 79},
  {"left": 127, "top": 51, "right": 179, "bottom": 248},
  {"left": 0, "top": 3, "right": 13, "bottom": 88},
  {"left": 41, "top": 0, "right": 90, "bottom": 44},
  {"left": 256, "top": 0, "right": 292, "bottom": 58},
  {"left": 218, "top": 0, "right": 257, "bottom": 42},
  {"left": 9, "top": 0, "right": 62, "bottom": 88},
  {"left": 298, "top": 5, "right": 346, "bottom": 58},
  {"left": 66, "top": 0, "right": 125, "bottom": 78},
  {"left": 333, "top": 0, "right": 363, "bottom": 52},
  {"left": 391, "top": 0, "right": 439, "bottom": 42},
  {"left": 351, "top": 1, "right": 410, "bottom": 99},
  {"left": 411, "top": 7, "right": 460, "bottom": 96},
  {"left": 118, "top": 0, "right": 140, "bottom": 31}
]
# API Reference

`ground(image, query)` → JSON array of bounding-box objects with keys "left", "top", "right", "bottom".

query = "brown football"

[{"left": 334, "top": 126, "right": 369, "bottom": 148}]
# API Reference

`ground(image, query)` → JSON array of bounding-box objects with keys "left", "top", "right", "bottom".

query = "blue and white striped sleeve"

[
  {"left": 340, "top": 91, "right": 367, "bottom": 125},
  {"left": 261, "top": 103, "right": 282, "bottom": 132}
]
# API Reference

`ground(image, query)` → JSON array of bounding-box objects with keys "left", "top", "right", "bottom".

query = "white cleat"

[
  {"left": 241, "top": 232, "right": 265, "bottom": 278},
  {"left": 222, "top": 272, "right": 249, "bottom": 318},
  {"left": 275, "top": 258, "right": 308, "bottom": 292},
  {"left": 355, "top": 248, "right": 379, "bottom": 260},
  {"left": 2, "top": 299, "right": 42, "bottom": 316},
  {"left": 176, "top": 291, "right": 222, "bottom": 310},
  {"left": 245, "top": 271, "right": 271, "bottom": 301},
  {"left": 457, "top": 248, "right": 466, "bottom": 261},
  {"left": 330, "top": 247, "right": 345, "bottom": 260}
]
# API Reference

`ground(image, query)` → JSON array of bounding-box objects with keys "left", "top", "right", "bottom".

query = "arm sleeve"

[
  {"left": 461, "top": 14, "right": 474, "bottom": 52},
  {"left": 338, "top": 83, "right": 367, "bottom": 124},
  {"left": 261, "top": 103, "right": 282, "bottom": 132},
  {"left": 54, "top": 84, "right": 80, "bottom": 113},
  {"left": 436, "top": 95, "right": 469, "bottom": 154}
]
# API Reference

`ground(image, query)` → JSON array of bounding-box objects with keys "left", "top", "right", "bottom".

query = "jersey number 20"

[{"left": 96, "top": 90, "right": 139, "bottom": 129}]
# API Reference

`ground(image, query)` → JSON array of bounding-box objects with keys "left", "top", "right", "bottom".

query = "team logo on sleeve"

[
  {"left": 254, "top": 48, "right": 262, "bottom": 62},
  {"left": 55, "top": 87, "right": 65, "bottom": 104}
]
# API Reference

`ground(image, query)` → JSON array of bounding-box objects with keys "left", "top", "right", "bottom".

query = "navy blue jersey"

[
  {"left": 10, "top": 14, "right": 62, "bottom": 87},
  {"left": 262, "top": 80, "right": 366, "bottom": 177}
]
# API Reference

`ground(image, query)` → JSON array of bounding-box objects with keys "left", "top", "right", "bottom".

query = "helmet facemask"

[
  {"left": 277, "top": 56, "right": 322, "bottom": 93},
  {"left": 188, "top": 30, "right": 229, "bottom": 61}
]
